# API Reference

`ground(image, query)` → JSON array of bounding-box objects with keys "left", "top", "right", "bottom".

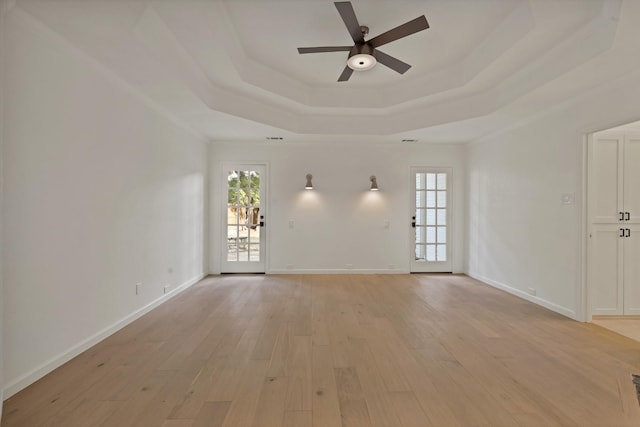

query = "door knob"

[
  {"left": 411, "top": 216, "right": 416, "bottom": 228},
  {"left": 259, "top": 215, "right": 265, "bottom": 227}
]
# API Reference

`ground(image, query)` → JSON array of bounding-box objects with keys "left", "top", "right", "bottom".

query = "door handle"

[
  {"left": 626, "top": 212, "right": 631, "bottom": 221},
  {"left": 620, "top": 212, "right": 625, "bottom": 221},
  {"left": 626, "top": 228, "right": 631, "bottom": 238},
  {"left": 411, "top": 216, "right": 416, "bottom": 228},
  {"left": 259, "top": 215, "right": 265, "bottom": 227},
  {"left": 620, "top": 228, "right": 625, "bottom": 237}
]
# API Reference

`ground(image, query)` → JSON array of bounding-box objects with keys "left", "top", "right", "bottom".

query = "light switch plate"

[{"left": 561, "top": 194, "right": 575, "bottom": 205}]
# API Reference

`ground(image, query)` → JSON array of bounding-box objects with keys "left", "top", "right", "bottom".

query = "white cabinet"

[{"left": 589, "top": 133, "right": 640, "bottom": 315}]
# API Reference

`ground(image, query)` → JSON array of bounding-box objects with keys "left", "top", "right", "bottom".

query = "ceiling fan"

[{"left": 297, "top": 1, "right": 429, "bottom": 82}]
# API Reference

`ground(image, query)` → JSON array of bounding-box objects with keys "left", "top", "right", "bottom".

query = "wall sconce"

[
  {"left": 305, "top": 174, "right": 313, "bottom": 190},
  {"left": 369, "top": 175, "right": 379, "bottom": 191}
]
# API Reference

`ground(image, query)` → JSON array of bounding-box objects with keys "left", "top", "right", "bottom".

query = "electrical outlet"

[
  {"left": 136, "top": 283, "right": 141, "bottom": 295},
  {"left": 384, "top": 220, "right": 390, "bottom": 229},
  {"left": 289, "top": 220, "right": 295, "bottom": 229},
  {"left": 164, "top": 285, "right": 170, "bottom": 294},
  {"left": 527, "top": 287, "right": 537, "bottom": 296}
]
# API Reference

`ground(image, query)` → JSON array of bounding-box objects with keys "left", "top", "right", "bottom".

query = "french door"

[
  {"left": 221, "top": 164, "right": 267, "bottom": 273},
  {"left": 410, "top": 167, "right": 452, "bottom": 273}
]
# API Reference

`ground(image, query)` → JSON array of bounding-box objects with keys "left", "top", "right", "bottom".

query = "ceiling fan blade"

[
  {"left": 374, "top": 50, "right": 411, "bottom": 74},
  {"left": 335, "top": 1, "right": 365, "bottom": 44},
  {"left": 297, "top": 46, "right": 353, "bottom": 54},
  {"left": 338, "top": 65, "right": 354, "bottom": 82},
  {"left": 368, "top": 15, "right": 429, "bottom": 48}
]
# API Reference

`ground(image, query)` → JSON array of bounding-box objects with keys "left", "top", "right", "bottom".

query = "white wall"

[
  {"left": 2, "top": 7, "right": 207, "bottom": 397},
  {"left": 209, "top": 142, "right": 466, "bottom": 274},
  {"left": 466, "top": 71, "right": 640, "bottom": 321}
]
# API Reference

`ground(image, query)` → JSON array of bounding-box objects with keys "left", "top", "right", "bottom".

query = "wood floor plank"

[
  {"left": 161, "top": 420, "right": 193, "bottom": 427},
  {"left": 388, "top": 391, "right": 432, "bottom": 427},
  {"left": 334, "top": 367, "right": 373, "bottom": 427},
  {"left": 251, "top": 376, "right": 289, "bottom": 427},
  {"left": 283, "top": 410, "right": 312, "bottom": 427},
  {"left": 192, "top": 401, "right": 229, "bottom": 427},
  {"left": 284, "top": 336, "right": 313, "bottom": 411},
  {"left": 347, "top": 338, "right": 404, "bottom": 427},
  {"left": 3, "top": 274, "right": 640, "bottom": 427},
  {"left": 311, "top": 345, "right": 342, "bottom": 427},
  {"left": 219, "top": 360, "right": 269, "bottom": 427}
]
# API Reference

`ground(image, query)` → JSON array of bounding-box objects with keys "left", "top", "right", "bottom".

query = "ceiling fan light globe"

[{"left": 347, "top": 53, "right": 377, "bottom": 71}]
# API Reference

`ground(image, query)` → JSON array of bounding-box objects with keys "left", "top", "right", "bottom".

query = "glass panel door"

[
  {"left": 411, "top": 167, "right": 452, "bottom": 272},
  {"left": 221, "top": 164, "right": 266, "bottom": 273}
]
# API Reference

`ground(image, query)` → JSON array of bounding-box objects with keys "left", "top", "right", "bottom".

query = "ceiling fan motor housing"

[{"left": 348, "top": 44, "right": 376, "bottom": 71}]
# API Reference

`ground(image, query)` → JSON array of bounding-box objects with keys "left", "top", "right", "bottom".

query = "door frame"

[
  {"left": 219, "top": 162, "right": 269, "bottom": 273},
  {"left": 409, "top": 166, "right": 453, "bottom": 273}
]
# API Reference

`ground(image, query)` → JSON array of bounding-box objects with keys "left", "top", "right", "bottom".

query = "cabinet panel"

[
  {"left": 590, "top": 225, "right": 623, "bottom": 315},
  {"left": 590, "top": 136, "right": 622, "bottom": 223},
  {"left": 623, "top": 136, "right": 640, "bottom": 223}
]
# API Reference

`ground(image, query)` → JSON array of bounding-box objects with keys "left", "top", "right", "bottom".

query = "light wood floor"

[
  {"left": 592, "top": 317, "right": 640, "bottom": 342},
  {"left": 3, "top": 274, "right": 640, "bottom": 427}
]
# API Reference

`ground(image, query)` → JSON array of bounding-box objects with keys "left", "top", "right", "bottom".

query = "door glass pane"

[
  {"left": 416, "top": 191, "right": 426, "bottom": 208},
  {"left": 437, "top": 191, "right": 446, "bottom": 207},
  {"left": 437, "top": 173, "right": 447, "bottom": 190},
  {"left": 426, "top": 191, "right": 436, "bottom": 208},
  {"left": 426, "top": 209, "right": 436, "bottom": 225},
  {"left": 437, "top": 227, "right": 447, "bottom": 243},
  {"left": 426, "top": 227, "right": 436, "bottom": 244},
  {"left": 426, "top": 173, "right": 436, "bottom": 190},
  {"left": 426, "top": 245, "right": 436, "bottom": 261},
  {"left": 437, "top": 209, "right": 446, "bottom": 225},
  {"left": 437, "top": 245, "right": 447, "bottom": 261},
  {"left": 249, "top": 244, "right": 260, "bottom": 262},
  {"left": 416, "top": 173, "right": 427, "bottom": 190},
  {"left": 415, "top": 209, "right": 424, "bottom": 226},
  {"left": 415, "top": 245, "right": 425, "bottom": 260}
]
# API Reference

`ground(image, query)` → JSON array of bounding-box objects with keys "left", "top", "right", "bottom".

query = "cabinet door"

[
  {"left": 590, "top": 225, "right": 623, "bottom": 315},
  {"left": 623, "top": 225, "right": 640, "bottom": 314},
  {"left": 623, "top": 135, "right": 640, "bottom": 223}
]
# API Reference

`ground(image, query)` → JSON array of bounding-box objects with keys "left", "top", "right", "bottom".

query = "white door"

[
  {"left": 221, "top": 164, "right": 267, "bottom": 273},
  {"left": 410, "top": 167, "right": 452, "bottom": 273}
]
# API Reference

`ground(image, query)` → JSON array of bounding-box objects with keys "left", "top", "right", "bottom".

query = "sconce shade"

[
  {"left": 370, "top": 175, "right": 379, "bottom": 191},
  {"left": 305, "top": 174, "right": 313, "bottom": 189}
]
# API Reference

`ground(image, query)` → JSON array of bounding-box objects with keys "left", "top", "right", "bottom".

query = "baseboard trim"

[
  {"left": 468, "top": 272, "right": 577, "bottom": 320},
  {"left": 268, "top": 269, "right": 410, "bottom": 275},
  {"left": 2, "top": 274, "right": 205, "bottom": 400}
]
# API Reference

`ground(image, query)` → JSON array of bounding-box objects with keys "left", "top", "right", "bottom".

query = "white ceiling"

[{"left": 11, "top": 0, "right": 640, "bottom": 143}]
